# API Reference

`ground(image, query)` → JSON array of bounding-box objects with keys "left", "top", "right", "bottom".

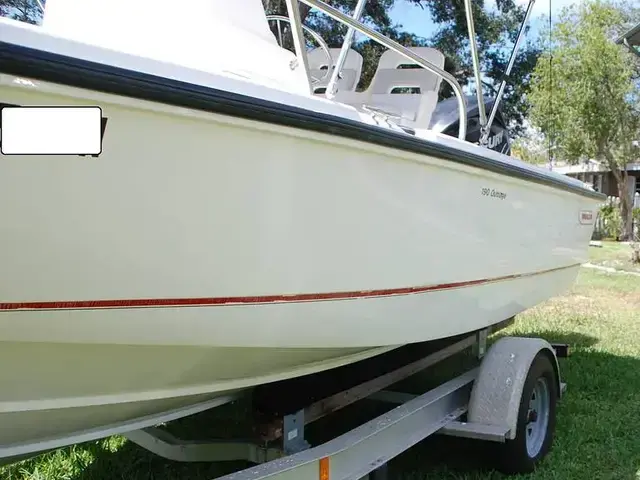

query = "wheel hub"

[{"left": 525, "top": 377, "right": 551, "bottom": 458}]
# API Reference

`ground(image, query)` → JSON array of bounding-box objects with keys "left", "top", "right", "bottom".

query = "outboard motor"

[{"left": 429, "top": 95, "right": 512, "bottom": 156}]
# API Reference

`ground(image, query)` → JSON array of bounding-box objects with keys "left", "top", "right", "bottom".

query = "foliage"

[
  {"left": 528, "top": 0, "right": 640, "bottom": 240},
  {"left": 263, "top": 0, "right": 540, "bottom": 136},
  {"left": 510, "top": 128, "right": 549, "bottom": 165},
  {"left": 599, "top": 202, "right": 623, "bottom": 239},
  {"left": 0, "top": 0, "right": 42, "bottom": 24}
]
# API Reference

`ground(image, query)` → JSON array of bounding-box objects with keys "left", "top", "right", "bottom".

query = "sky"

[{"left": 388, "top": 0, "right": 581, "bottom": 42}]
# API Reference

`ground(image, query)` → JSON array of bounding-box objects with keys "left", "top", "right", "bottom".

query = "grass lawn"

[
  {"left": 587, "top": 240, "right": 640, "bottom": 274},
  {"left": 2, "top": 267, "right": 639, "bottom": 480}
]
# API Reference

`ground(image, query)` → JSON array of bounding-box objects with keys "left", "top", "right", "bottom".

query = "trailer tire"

[{"left": 496, "top": 351, "right": 558, "bottom": 474}]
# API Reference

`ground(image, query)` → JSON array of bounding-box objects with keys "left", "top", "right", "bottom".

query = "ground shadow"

[{"left": 75, "top": 440, "right": 250, "bottom": 480}]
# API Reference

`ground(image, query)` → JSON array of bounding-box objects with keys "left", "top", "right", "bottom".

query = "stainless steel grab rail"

[{"left": 285, "top": 0, "right": 467, "bottom": 140}]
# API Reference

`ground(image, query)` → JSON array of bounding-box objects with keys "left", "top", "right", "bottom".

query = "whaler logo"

[{"left": 579, "top": 210, "right": 594, "bottom": 225}]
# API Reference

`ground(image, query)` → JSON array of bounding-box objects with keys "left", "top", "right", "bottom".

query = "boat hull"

[
  {"left": 0, "top": 72, "right": 599, "bottom": 457},
  {"left": 0, "top": 344, "right": 393, "bottom": 454}
]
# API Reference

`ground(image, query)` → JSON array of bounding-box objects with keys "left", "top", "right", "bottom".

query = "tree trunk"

[
  {"left": 262, "top": 0, "right": 312, "bottom": 20},
  {"left": 611, "top": 166, "right": 633, "bottom": 241}
]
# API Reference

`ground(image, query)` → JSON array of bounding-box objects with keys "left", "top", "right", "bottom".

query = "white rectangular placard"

[{"left": 1, "top": 106, "right": 103, "bottom": 155}]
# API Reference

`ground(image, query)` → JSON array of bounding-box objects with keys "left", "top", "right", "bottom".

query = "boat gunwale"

[{"left": 0, "top": 40, "right": 606, "bottom": 201}]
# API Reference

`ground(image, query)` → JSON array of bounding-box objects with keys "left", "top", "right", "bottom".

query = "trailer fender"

[{"left": 467, "top": 336, "right": 561, "bottom": 441}]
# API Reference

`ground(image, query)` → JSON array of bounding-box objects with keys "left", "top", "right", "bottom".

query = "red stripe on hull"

[{"left": 0, "top": 264, "right": 579, "bottom": 311}]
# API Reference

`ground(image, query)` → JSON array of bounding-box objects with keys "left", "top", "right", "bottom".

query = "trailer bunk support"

[{"left": 122, "top": 321, "right": 565, "bottom": 480}]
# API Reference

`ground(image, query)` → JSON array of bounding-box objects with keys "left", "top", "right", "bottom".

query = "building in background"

[{"left": 551, "top": 160, "right": 640, "bottom": 207}]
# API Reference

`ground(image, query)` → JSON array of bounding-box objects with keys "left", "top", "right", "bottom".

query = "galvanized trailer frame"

[{"left": 123, "top": 320, "right": 569, "bottom": 480}]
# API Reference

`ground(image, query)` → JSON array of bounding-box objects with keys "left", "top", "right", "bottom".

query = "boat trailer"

[{"left": 122, "top": 319, "right": 570, "bottom": 479}]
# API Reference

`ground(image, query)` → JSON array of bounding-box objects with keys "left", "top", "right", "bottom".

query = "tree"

[
  {"left": 528, "top": 0, "right": 640, "bottom": 240},
  {"left": 510, "top": 128, "right": 550, "bottom": 166},
  {"left": 0, "top": 0, "right": 43, "bottom": 24},
  {"left": 263, "top": 0, "right": 539, "bottom": 136}
]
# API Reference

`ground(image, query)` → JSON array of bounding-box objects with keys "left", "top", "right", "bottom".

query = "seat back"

[
  {"left": 308, "top": 48, "right": 364, "bottom": 94},
  {"left": 362, "top": 47, "right": 445, "bottom": 128}
]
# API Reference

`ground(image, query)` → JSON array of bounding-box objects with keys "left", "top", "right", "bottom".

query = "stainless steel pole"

[
  {"left": 325, "top": 0, "right": 368, "bottom": 99},
  {"left": 480, "top": 0, "right": 536, "bottom": 145},
  {"left": 464, "top": 0, "right": 487, "bottom": 132},
  {"left": 284, "top": 0, "right": 313, "bottom": 95}
]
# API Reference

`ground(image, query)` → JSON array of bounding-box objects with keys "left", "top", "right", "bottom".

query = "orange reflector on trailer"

[{"left": 319, "top": 457, "right": 330, "bottom": 480}]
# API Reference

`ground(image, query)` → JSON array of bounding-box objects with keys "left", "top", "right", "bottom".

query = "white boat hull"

[{"left": 0, "top": 69, "right": 599, "bottom": 457}]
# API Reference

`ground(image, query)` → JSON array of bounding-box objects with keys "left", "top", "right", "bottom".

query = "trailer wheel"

[{"left": 497, "top": 352, "right": 558, "bottom": 474}]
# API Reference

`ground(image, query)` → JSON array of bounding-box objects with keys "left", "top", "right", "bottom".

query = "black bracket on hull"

[{"left": 550, "top": 343, "right": 571, "bottom": 358}]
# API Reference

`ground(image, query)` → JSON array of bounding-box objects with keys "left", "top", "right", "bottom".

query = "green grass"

[
  {"left": 2, "top": 268, "right": 640, "bottom": 480},
  {"left": 588, "top": 240, "right": 640, "bottom": 274}
]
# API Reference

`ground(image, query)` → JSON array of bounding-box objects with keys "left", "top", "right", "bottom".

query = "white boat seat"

[
  {"left": 359, "top": 47, "right": 445, "bottom": 129},
  {"left": 308, "top": 47, "right": 364, "bottom": 94}
]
